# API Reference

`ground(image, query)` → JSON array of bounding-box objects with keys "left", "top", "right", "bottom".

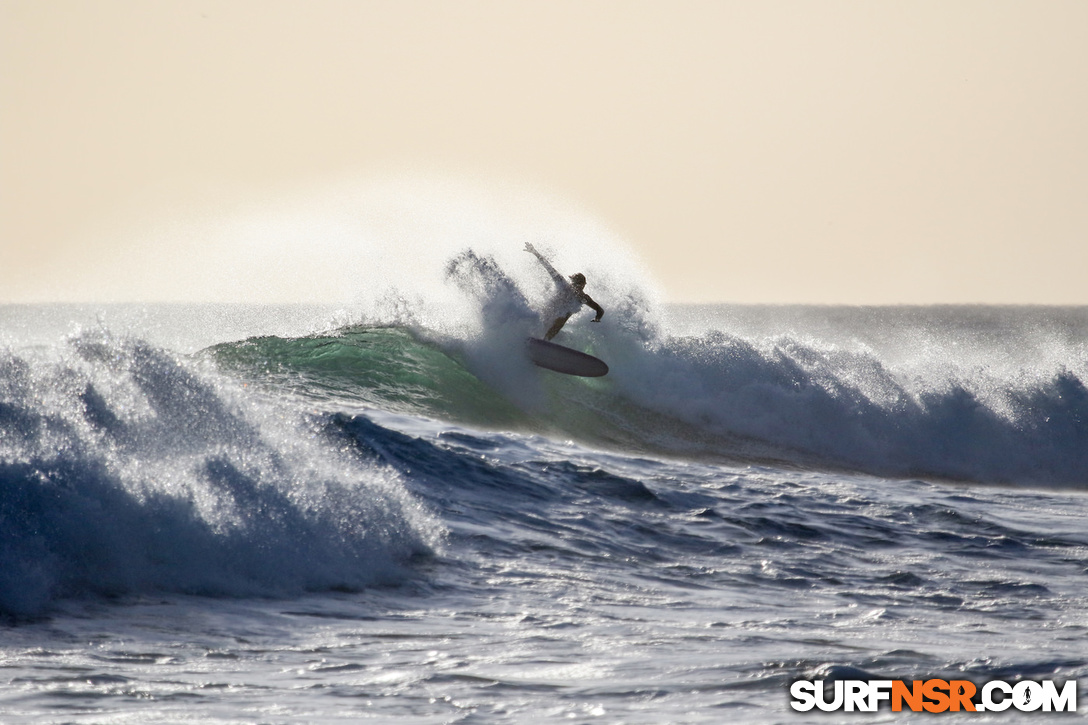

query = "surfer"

[{"left": 524, "top": 242, "right": 604, "bottom": 340}]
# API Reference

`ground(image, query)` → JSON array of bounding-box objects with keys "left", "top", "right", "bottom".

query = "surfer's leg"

[{"left": 544, "top": 315, "right": 570, "bottom": 341}]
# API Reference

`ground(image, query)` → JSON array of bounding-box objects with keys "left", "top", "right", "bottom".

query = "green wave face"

[
  {"left": 204, "top": 325, "right": 788, "bottom": 467},
  {"left": 205, "top": 326, "right": 529, "bottom": 427}
]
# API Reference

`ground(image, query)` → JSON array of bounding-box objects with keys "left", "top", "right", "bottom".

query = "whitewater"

[{"left": 2, "top": 252, "right": 1087, "bottom": 720}]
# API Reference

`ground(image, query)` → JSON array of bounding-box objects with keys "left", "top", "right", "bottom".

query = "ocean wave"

[
  {"left": 208, "top": 321, "right": 1088, "bottom": 486},
  {"left": 607, "top": 328, "right": 1088, "bottom": 485},
  {"left": 0, "top": 331, "right": 440, "bottom": 619}
]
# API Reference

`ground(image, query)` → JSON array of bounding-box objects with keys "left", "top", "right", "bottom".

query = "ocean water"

[{"left": 1, "top": 295, "right": 1086, "bottom": 723}]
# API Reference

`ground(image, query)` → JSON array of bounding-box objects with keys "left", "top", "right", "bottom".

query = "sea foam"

[{"left": 0, "top": 330, "right": 440, "bottom": 618}]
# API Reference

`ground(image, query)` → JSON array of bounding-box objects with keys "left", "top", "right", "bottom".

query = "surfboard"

[{"left": 526, "top": 337, "right": 609, "bottom": 377}]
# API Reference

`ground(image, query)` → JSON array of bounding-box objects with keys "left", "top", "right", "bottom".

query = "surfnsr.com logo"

[{"left": 789, "top": 679, "right": 1078, "bottom": 713}]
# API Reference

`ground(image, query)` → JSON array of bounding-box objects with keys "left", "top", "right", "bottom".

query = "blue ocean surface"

[{"left": 1, "top": 298, "right": 1086, "bottom": 723}]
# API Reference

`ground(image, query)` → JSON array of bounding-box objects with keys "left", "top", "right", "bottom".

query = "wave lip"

[{"left": 0, "top": 331, "right": 440, "bottom": 619}]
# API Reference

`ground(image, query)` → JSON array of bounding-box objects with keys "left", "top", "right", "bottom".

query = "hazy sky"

[{"left": 2, "top": 0, "right": 1086, "bottom": 304}]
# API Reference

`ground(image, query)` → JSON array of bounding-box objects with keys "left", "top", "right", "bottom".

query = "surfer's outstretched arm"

[{"left": 524, "top": 243, "right": 567, "bottom": 287}]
